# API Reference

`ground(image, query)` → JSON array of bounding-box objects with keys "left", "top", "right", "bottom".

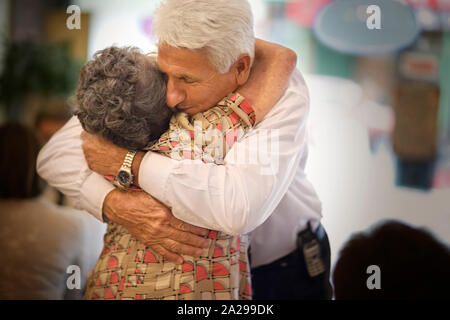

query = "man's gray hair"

[{"left": 154, "top": 0, "right": 255, "bottom": 74}]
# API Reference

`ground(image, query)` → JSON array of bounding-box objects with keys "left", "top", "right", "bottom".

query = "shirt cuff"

[
  {"left": 138, "top": 151, "right": 176, "bottom": 205},
  {"left": 78, "top": 172, "right": 115, "bottom": 222}
]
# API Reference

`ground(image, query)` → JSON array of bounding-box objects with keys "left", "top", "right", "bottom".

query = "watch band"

[
  {"left": 122, "top": 150, "right": 137, "bottom": 169},
  {"left": 113, "top": 150, "right": 137, "bottom": 191}
]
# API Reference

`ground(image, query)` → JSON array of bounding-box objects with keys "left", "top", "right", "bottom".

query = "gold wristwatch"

[{"left": 113, "top": 150, "right": 137, "bottom": 191}]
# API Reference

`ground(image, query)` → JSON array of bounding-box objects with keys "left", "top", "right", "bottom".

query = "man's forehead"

[
  {"left": 156, "top": 49, "right": 208, "bottom": 80},
  {"left": 156, "top": 59, "right": 195, "bottom": 79}
]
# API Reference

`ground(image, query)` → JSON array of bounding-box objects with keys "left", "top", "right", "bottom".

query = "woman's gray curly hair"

[{"left": 74, "top": 46, "right": 172, "bottom": 150}]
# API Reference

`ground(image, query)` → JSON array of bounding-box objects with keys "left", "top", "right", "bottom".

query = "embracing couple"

[{"left": 37, "top": 0, "right": 332, "bottom": 300}]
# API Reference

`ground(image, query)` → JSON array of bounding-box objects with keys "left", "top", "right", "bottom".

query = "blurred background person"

[
  {"left": 0, "top": 122, "right": 102, "bottom": 299},
  {"left": 332, "top": 220, "right": 450, "bottom": 299}
]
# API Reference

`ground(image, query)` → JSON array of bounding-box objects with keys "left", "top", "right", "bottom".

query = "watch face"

[{"left": 117, "top": 170, "right": 130, "bottom": 185}]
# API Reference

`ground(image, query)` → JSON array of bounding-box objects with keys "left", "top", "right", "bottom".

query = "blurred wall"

[
  {"left": 0, "top": 0, "right": 10, "bottom": 122},
  {"left": 11, "top": 0, "right": 46, "bottom": 42},
  {"left": 74, "top": 0, "right": 163, "bottom": 58}
]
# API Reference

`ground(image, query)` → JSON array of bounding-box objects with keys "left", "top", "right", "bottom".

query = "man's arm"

[
  {"left": 84, "top": 70, "right": 309, "bottom": 235},
  {"left": 83, "top": 39, "right": 298, "bottom": 187},
  {"left": 100, "top": 39, "right": 297, "bottom": 186},
  {"left": 37, "top": 40, "right": 300, "bottom": 257},
  {"left": 138, "top": 71, "right": 309, "bottom": 235},
  {"left": 37, "top": 117, "right": 210, "bottom": 264},
  {"left": 36, "top": 116, "right": 114, "bottom": 222},
  {"left": 102, "top": 189, "right": 209, "bottom": 265}
]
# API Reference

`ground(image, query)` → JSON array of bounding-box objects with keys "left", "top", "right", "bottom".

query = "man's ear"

[{"left": 233, "top": 54, "right": 252, "bottom": 86}]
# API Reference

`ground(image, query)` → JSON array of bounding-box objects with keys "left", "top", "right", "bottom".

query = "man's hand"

[
  {"left": 81, "top": 131, "right": 126, "bottom": 176},
  {"left": 103, "top": 189, "right": 210, "bottom": 264},
  {"left": 81, "top": 131, "right": 144, "bottom": 184}
]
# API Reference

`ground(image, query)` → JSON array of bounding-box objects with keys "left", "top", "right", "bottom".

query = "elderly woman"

[{"left": 74, "top": 44, "right": 284, "bottom": 299}]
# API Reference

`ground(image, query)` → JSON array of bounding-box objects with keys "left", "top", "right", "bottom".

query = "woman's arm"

[{"left": 237, "top": 38, "right": 297, "bottom": 123}]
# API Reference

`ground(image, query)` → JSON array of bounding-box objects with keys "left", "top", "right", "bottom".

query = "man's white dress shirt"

[{"left": 37, "top": 69, "right": 322, "bottom": 268}]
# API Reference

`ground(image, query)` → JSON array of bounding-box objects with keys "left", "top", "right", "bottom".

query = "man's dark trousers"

[{"left": 250, "top": 224, "right": 333, "bottom": 300}]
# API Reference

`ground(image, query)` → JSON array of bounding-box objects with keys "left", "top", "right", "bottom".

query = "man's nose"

[{"left": 166, "top": 78, "right": 185, "bottom": 109}]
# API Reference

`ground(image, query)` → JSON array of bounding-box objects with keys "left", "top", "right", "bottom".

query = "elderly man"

[{"left": 37, "top": 0, "right": 332, "bottom": 299}]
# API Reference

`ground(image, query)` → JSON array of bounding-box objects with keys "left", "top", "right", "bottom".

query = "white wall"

[{"left": 74, "top": 0, "right": 164, "bottom": 58}]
